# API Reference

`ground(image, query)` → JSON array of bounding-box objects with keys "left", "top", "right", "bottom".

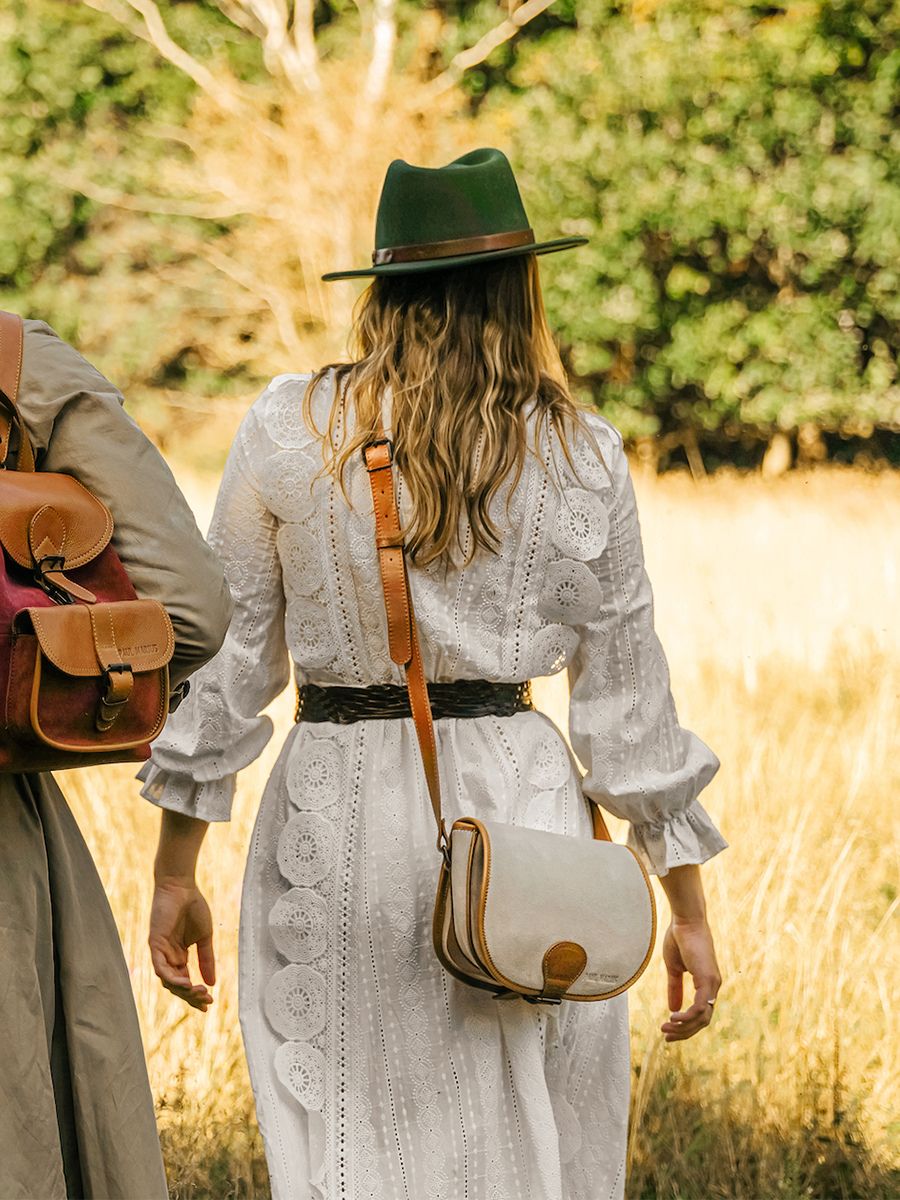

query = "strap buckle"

[
  {"left": 363, "top": 437, "right": 394, "bottom": 470},
  {"left": 102, "top": 662, "right": 134, "bottom": 705},
  {"left": 36, "top": 554, "right": 65, "bottom": 577},
  {"left": 35, "top": 556, "right": 74, "bottom": 606},
  {"left": 97, "top": 662, "right": 134, "bottom": 732}
]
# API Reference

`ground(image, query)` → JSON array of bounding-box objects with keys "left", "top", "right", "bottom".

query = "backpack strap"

[
  {"left": 363, "top": 436, "right": 449, "bottom": 858},
  {"left": 0, "top": 311, "right": 35, "bottom": 472}
]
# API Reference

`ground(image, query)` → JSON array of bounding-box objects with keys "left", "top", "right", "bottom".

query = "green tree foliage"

[
  {"left": 0, "top": 2, "right": 253, "bottom": 300},
  {"left": 493, "top": 0, "right": 899, "bottom": 464},
  {"left": 0, "top": 0, "right": 262, "bottom": 429},
  {"left": 1, "top": 1, "right": 897, "bottom": 467},
  {"left": 0, "top": 1, "right": 479, "bottom": 447}
]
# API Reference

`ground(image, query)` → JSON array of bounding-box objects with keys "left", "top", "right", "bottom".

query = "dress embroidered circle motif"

[
  {"left": 538, "top": 558, "right": 604, "bottom": 625},
  {"left": 267, "top": 376, "right": 312, "bottom": 449},
  {"left": 570, "top": 433, "right": 613, "bottom": 491},
  {"left": 528, "top": 732, "right": 572, "bottom": 790},
  {"left": 268, "top": 886, "right": 328, "bottom": 962},
  {"left": 259, "top": 450, "right": 317, "bottom": 523},
  {"left": 264, "top": 964, "right": 327, "bottom": 1040},
  {"left": 347, "top": 525, "right": 374, "bottom": 569},
  {"left": 552, "top": 488, "right": 610, "bottom": 561},
  {"left": 287, "top": 738, "right": 343, "bottom": 811},
  {"left": 277, "top": 524, "right": 324, "bottom": 596},
  {"left": 276, "top": 812, "right": 335, "bottom": 887},
  {"left": 274, "top": 1041, "right": 326, "bottom": 1111},
  {"left": 532, "top": 623, "right": 579, "bottom": 675},
  {"left": 285, "top": 597, "right": 333, "bottom": 669}
]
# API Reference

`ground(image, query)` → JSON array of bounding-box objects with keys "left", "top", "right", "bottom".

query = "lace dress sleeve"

[
  {"left": 138, "top": 388, "right": 291, "bottom": 822},
  {"left": 566, "top": 420, "right": 727, "bottom": 876}
]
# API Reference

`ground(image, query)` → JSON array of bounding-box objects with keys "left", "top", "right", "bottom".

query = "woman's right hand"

[{"left": 149, "top": 877, "right": 216, "bottom": 1012}]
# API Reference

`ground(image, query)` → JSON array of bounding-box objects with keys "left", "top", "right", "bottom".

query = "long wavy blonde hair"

[{"left": 306, "top": 255, "right": 586, "bottom": 567}]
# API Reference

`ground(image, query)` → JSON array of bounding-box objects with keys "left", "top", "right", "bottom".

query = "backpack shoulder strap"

[{"left": 0, "top": 311, "right": 35, "bottom": 472}]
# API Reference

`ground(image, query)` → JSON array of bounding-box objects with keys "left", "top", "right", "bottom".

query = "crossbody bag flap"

[{"left": 452, "top": 818, "right": 655, "bottom": 999}]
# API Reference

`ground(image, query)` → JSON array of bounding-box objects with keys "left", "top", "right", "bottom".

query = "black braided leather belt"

[{"left": 295, "top": 679, "right": 534, "bottom": 724}]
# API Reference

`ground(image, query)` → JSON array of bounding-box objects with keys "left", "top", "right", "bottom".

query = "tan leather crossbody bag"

[{"left": 364, "top": 437, "right": 656, "bottom": 1004}]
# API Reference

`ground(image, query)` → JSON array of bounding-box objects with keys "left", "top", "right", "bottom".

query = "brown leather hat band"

[{"left": 372, "top": 228, "right": 535, "bottom": 266}]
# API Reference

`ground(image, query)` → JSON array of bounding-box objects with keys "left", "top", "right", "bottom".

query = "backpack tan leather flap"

[
  {"left": 0, "top": 472, "right": 113, "bottom": 569},
  {"left": 26, "top": 600, "right": 174, "bottom": 676}
]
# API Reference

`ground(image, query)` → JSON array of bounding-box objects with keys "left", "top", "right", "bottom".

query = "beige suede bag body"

[{"left": 364, "top": 437, "right": 656, "bottom": 1004}]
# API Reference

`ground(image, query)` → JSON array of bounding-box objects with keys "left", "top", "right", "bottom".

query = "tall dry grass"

[{"left": 64, "top": 465, "right": 899, "bottom": 1200}]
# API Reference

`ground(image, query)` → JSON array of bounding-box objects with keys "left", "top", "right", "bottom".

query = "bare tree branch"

[
  {"left": 84, "top": 0, "right": 252, "bottom": 119},
  {"left": 426, "top": 0, "right": 556, "bottom": 98},
  {"left": 56, "top": 172, "right": 288, "bottom": 222},
  {"left": 197, "top": 242, "right": 305, "bottom": 356},
  {"left": 216, "top": 1, "right": 321, "bottom": 92},
  {"left": 214, "top": 0, "right": 267, "bottom": 39},
  {"left": 85, "top": 0, "right": 292, "bottom": 148},
  {"left": 365, "top": 0, "right": 397, "bottom": 105},
  {"left": 136, "top": 225, "right": 308, "bottom": 358},
  {"left": 250, "top": 0, "right": 293, "bottom": 76},
  {"left": 290, "top": 0, "right": 322, "bottom": 92}
]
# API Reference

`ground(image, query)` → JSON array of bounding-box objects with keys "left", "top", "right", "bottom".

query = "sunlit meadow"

[{"left": 66, "top": 464, "right": 899, "bottom": 1200}]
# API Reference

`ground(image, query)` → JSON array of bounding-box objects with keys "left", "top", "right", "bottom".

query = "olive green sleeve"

[{"left": 16, "top": 319, "right": 233, "bottom": 690}]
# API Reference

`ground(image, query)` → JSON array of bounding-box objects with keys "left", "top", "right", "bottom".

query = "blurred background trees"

[
  {"left": 496, "top": 0, "right": 900, "bottom": 470},
  {"left": 1, "top": 0, "right": 897, "bottom": 469}
]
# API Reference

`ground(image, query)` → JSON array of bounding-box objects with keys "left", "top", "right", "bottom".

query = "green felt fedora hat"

[{"left": 322, "top": 147, "right": 587, "bottom": 281}]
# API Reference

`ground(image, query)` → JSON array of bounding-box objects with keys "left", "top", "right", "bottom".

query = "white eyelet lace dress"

[{"left": 139, "top": 372, "right": 726, "bottom": 1200}]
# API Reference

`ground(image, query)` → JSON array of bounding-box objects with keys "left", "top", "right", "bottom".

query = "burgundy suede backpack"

[{"left": 0, "top": 310, "right": 174, "bottom": 771}]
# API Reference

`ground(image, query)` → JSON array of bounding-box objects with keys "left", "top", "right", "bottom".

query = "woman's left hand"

[{"left": 149, "top": 878, "right": 216, "bottom": 1012}]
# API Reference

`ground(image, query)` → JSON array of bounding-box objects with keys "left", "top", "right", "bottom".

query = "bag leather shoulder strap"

[
  {"left": 363, "top": 437, "right": 448, "bottom": 855},
  {"left": 363, "top": 433, "right": 613, "bottom": 849},
  {"left": 0, "top": 311, "right": 36, "bottom": 472}
]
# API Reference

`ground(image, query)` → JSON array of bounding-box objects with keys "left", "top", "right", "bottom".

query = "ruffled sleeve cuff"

[
  {"left": 626, "top": 799, "right": 728, "bottom": 877},
  {"left": 137, "top": 761, "right": 236, "bottom": 824}
]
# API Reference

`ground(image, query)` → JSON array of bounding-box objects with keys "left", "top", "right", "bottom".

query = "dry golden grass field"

[{"left": 64, "top": 464, "right": 899, "bottom": 1200}]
